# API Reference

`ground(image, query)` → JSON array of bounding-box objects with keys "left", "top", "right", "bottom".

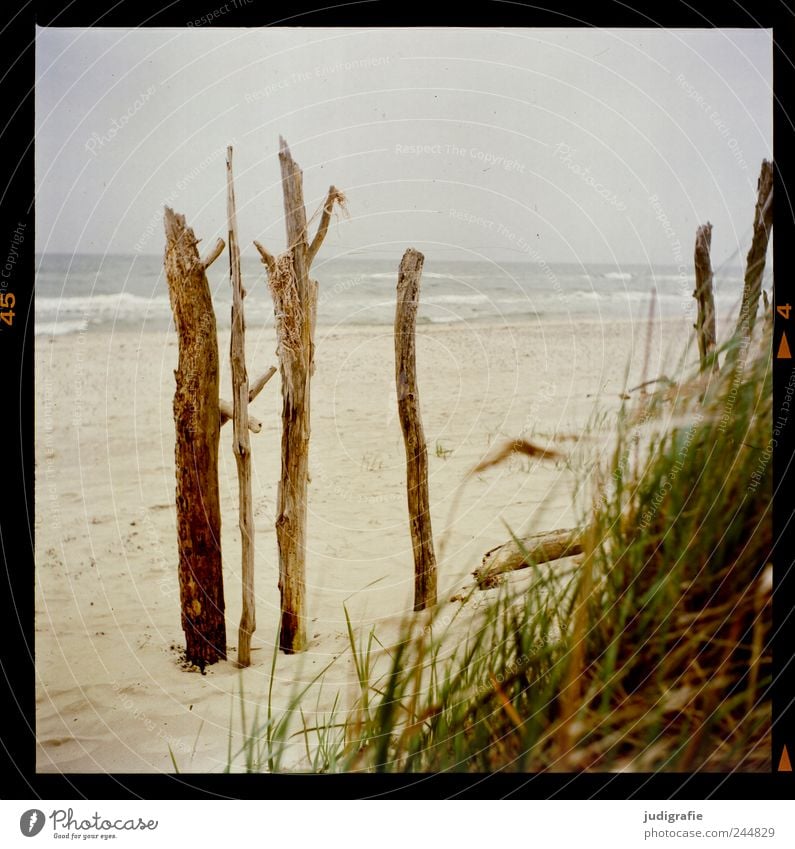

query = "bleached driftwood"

[
  {"left": 395, "top": 248, "right": 437, "bottom": 610},
  {"left": 226, "top": 147, "right": 256, "bottom": 668},
  {"left": 474, "top": 528, "right": 583, "bottom": 589},
  {"left": 256, "top": 137, "right": 346, "bottom": 653},
  {"left": 218, "top": 366, "right": 276, "bottom": 432},
  {"left": 248, "top": 366, "right": 277, "bottom": 401},
  {"left": 200, "top": 237, "right": 225, "bottom": 270},
  {"left": 253, "top": 240, "right": 276, "bottom": 276},
  {"left": 219, "top": 400, "right": 261, "bottom": 433},
  {"left": 307, "top": 185, "right": 345, "bottom": 265},
  {"left": 163, "top": 206, "right": 226, "bottom": 669}
]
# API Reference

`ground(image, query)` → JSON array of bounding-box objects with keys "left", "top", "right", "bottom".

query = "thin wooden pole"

[
  {"left": 693, "top": 222, "right": 717, "bottom": 371},
  {"left": 735, "top": 159, "right": 774, "bottom": 343},
  {"left": 163, "top": 207, "right": 226, "bottom": 669},
  {"left": 395, "top": 248, "right": 437, "bottom": 611},
  {"left": 226, "top": 146, "right": 255, "bottom": 668}
]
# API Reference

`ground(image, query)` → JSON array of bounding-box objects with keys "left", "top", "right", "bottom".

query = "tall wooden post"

[
  {"left": 226, "top": 147, "right": 256, "bottom": 668},
  {"left": 735, "top": 159, "right": 774, "bottom": 342},
  {"left": 395, "top": 248, "right": 437, "bottom": 611},
  {"left": 163, "top": 207, "right": 226, "bottom": 669},
  {"left": 255, "top": 138, "right": 346, "bottom": 653},
  {"left": 693, "top": 222, "right": 717, "bottom": 371}
]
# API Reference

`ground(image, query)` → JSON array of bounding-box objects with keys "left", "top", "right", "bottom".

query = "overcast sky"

[{"left": 35, "top": 27, "right": 772, "bottom": 266}]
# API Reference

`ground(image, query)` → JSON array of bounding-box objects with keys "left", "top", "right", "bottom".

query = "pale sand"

[{"left": 35, "top": 315, "right": 693, "bottom": 773}]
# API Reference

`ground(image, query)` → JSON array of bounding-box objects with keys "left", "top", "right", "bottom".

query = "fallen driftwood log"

[{"left": 474, "top": 527, "right": 583, "bottom": 588}]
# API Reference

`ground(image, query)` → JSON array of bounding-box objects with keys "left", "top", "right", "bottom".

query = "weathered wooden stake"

[
  {"left": 255, "top": 138, "right": 345, "bottom": 653},
  {"left": 693, "top": 222, "right": 717, "bottom": 371},
  {"left": 395, "top": 248, "right": 437, "bottom": 611},
  {"left": 163, "top": 207, "right": 226, "bottom": 669},
  {"left": 226, "top": 147, "right": 256, "bottom": 668},
  {"left": 735, "top": 159, "right": 774, "bottom": 343}
]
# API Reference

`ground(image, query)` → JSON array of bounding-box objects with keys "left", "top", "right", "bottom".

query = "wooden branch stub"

[
  {"left": 201, "top": 237, "right": 225, "bottom": 270},
  {"left": 163, "top": 206, "right": 226, "bottom": 669},
  {"left": 227, "top": 145, "right": 256, "bottom": 668},
  {"left": 474, "top": 528, "right": 583, "bottom": 589},
  {"left": 249, "top": 365, "right": 277, "bottom": 403},
  {"left": 307, "top": 184, "right": 344, "bottom": 266},
  {"left": 395, "top": 248, "right": 437, "bottom": 611},
  {"left": 253, "top": 240, "right": 276, "bottom": 276},
  {"left": 218, "top": 366, "right": 276, "bottom": 431}
]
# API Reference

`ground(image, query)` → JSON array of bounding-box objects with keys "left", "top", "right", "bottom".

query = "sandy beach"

[{"left": 35, "top": 314, "right": 694, "bottom": 773}]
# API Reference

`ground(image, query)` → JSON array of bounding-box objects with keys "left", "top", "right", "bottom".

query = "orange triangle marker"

[
  {"left": 778, "top": 745, "right": 792, "bottom": 771},
  {"left": 777, "top": 333, "right": 792, "bottom": 359}
]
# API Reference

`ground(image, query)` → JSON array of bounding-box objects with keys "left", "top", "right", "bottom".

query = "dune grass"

[{"left": 228, "top": 313, "right": 771, "bottom": 773}]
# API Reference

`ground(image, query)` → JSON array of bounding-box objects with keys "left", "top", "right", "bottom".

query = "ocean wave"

[
  {"left": 603, "top": 272, "right": 633, "bottom": 281},
  {"left": 35, "top": 319, "right": 89, "bottom": 337},
  {"left": 426, "top": 314, "right": 466, "bottom": 323},
  {"left": 36, "top": 292, "right": 172, "bottom": 319},
  {"left": 424, "top": 294, "right": 490, "bottom": 305}
]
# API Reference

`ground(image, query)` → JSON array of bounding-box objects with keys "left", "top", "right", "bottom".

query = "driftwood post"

[
  {"left": 735, "top": 159, "right": 774, "bottom": 343},
  {"left": 226, "top": 147, "right": 255, "bottom": 668},
  {"left": 395, "top": 248, "right": 437, "bottom": 611},
  {"left": 693, "top": 222, "right": 717, "bottom": 371},
  {"left": 163, "top": 207, "right": 226, "bottom": 669},
  {"left": 255, "top": 137, "right": 345, "bottom": 653}
]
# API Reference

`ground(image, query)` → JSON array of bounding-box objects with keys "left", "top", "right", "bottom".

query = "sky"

[{"left": 35, "top": 27, "right": 772, "bottom": 266}]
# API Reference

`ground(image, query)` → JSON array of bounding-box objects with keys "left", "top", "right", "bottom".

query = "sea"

[{"left": 35, "top": 253, "right": 761, "bottom": 338}]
